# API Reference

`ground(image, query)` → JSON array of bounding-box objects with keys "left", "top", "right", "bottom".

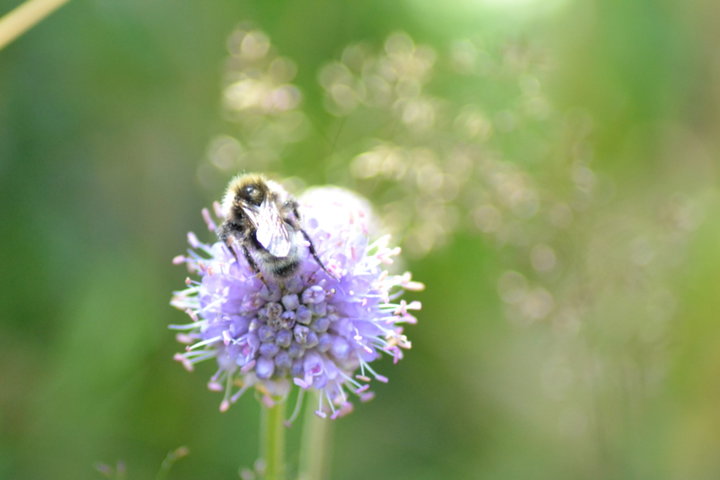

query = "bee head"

[{"left": 237, "top": 182, "right": 266, "bottom": 207}]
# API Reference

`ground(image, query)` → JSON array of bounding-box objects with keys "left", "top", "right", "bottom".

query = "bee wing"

[{"left": 248, "top": 201, "right": 293, "bottom": 258}]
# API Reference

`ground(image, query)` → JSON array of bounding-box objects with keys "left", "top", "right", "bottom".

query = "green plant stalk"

[
  {"left": 298, "top": 392, "right": 332, "bottom": 480},
  {"left": 261, "top": 399, "right": 286, "bottom": 480},
  {"left": 0, "top": 0, "right": 70, "bottom": 51}
]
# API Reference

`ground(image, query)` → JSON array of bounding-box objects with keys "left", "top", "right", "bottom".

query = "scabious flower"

[{"left": 170, "top": 186, "right": 423, "bottom": 419}]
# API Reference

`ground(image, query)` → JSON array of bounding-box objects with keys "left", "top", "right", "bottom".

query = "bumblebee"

[{"left": 217, "top": 174, "right": 328, "bottom": 281}]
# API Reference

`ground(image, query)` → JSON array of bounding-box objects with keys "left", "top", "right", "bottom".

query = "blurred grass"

[{"left": 1, "top": 0, "right": 719, "bottom": 479}]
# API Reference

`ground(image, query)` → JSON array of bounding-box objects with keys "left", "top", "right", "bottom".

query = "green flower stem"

[
  {"left": 0, "top": 0, "right": 70, "bottom": 51},
  {"left": 261, "top": 399, "right": 286, "bottom": 480},
  {"left": 298, "top": 392, "right": 332, "bottom": 480}
]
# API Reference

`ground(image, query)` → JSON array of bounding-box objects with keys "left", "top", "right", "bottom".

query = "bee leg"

[
  {"left": 221, "top": 232, "right": 260, "bottom": 275},
  {"left": 225, "top": 240, "right": 263, "bottom": 280},
  {"left": 242, "top": 244, "right": 260, "bottom": 275},
  {"left": 300, "top": 228, "right": 333, "bottom": 276},
  {"left": 226, "top": 244, "right": 240, "bottom": 263},
  {"left": 223, "top": 241, "right": 245, "bottom": 271}
]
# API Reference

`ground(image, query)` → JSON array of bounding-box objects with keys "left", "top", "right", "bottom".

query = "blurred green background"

[{"left": 1, "top": 0, "right": 720, "bottom": 479}]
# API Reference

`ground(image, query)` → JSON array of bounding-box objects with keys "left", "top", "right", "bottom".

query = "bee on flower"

[{"left": 170, "top": 176, "right": 423, "bottom": 419}]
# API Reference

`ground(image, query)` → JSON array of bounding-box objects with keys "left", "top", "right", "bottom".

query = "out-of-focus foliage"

[{"left": 1, "top": 0, "right": 719, "bottom": 479}]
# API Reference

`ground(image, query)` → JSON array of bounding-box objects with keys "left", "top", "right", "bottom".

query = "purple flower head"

[{"left": 171, "top": 185, "right": 423, "bottom": 419}]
